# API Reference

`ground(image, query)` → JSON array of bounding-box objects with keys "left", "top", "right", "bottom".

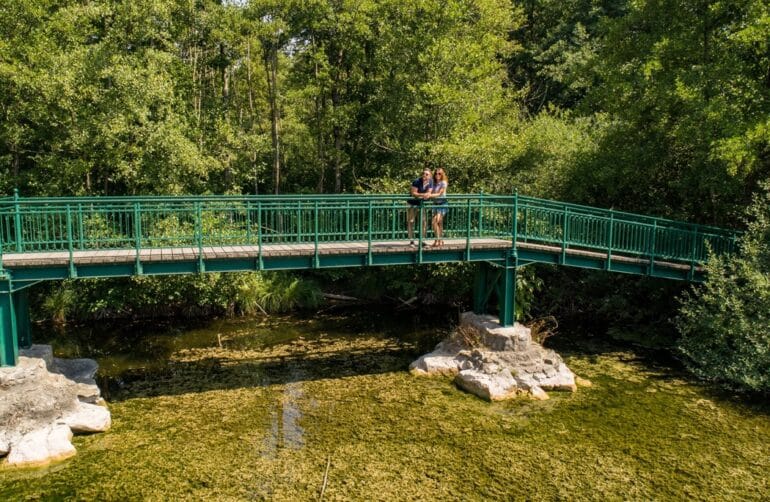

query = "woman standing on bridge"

[{"left": 429, "top": 167, "right": 448, "bottom": 247}]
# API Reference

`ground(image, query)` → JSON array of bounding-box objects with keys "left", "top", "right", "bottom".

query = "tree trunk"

[
  {"left": 332, "top": 47, "right": 344, "bottom": 193},
  {"left": 314, "top": 36, "right": 326, "bottom": 193},
  {"left": 265, "top": 43, "right": 281, "bottom": 194}
]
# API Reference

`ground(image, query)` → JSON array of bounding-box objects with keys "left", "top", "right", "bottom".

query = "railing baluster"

[
  {"left": 296, "top": 200, "right": 302, "bottom": 242},
  {"left": 391, "top": 199, "right": 396, "bottom": 240},
  {"left": 257, "top": 201, "right": 263, "bottom": 270},
  {"left": 0, "top": 212, "right": 4, "bottom": 273},
  {"left": 134, "top": 202, "right": 143, "bottom": 275},
  {"left": 77, "top": 203, "right": 84, "bottom": 248},
  {"left": 13, "top": 189, "right": 22, "bottom": 253},
  {"left": 689, "top": 227, "right": 698, "bottom": 280},
  {"left": 607, "top": 210, "right": 614, "bottom": 271},
  {"left": 246, "top": 201, "right": 252, "bottom": 244},
  {"left": 314, "top": 201, "right": 320, "bottom": 268},
  {"left": 562, "top": 205, "right": 569, "bottom": 264},
  {"left": 345, "top": 201, "right": 351, "bottom": 241},
  {"left": 512, "top": 190, "right": 518, "bottom": 251},
  {"left": 650, "top": 220, "right": 657, "bottom": 276},
  {"left": 66, "top": 205, "right": 76, "bottom": 278},
  {"left": 196, "top": 201, "right": 205, "bottom": 273},
  {"left": 367, "top": 200, "right": 373, "bottom": 266},
  {"left": 478, "top": 192, "right": 484, "bottom": 237},
  {"left": 465, "top": 198, "right": 472, "bottom": 261}
]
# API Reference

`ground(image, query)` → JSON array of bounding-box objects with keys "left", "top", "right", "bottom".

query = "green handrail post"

[
  {"left": 345, "top": 200, "right": 351, "bottom": 241},
  {"left": 689, "top": 227, "right": 698, "bottom": 281},
  {"left": 66, "top": 205, "right": 76, "bottom": 278},
  {"left": 314, "top": 200, "right": 320, "bottom": 268},
  {"left": 296, "top": 200, "right": 302, "bottom": 242},
  {"left": 196, "top": 201, "right": 205, "bottom": 273},
  {"left": 133, "top": 202, "right": 143, "bottom": 275},
  {"left": 367, "top": 200, "right": 373, "bottom": 266},
  {"left": 417, "top": 200, "right": 424, "bottom": 263},
  {"left": 0, "top": 204, "right": 5, "bottom": 273},
  {"left": 465, "top": 197, "right": 472, "bottom": 261},
  {"left": 391, "top": 200, "right": 396, "bottom": 240},
  {"left": 77, "top": 203, "right": 84, "bottom": 248},
  {"left": 257, "top": 201, "right": 264, "bottom": 270},
  {"left": 562, "top": 205, "right": 569, "bottom": 264},
  {"left": 246, "top": 201, "right": 252, "bottom": 244},
  {"left": 13, "top": 189, "right": 22, "bottom": 252},
  {"left": 512, "top": 190, "right": 519, "bottom": 251},
  {"left": 650, "top": 220, "right": 657, "bottom": 276},
  {"left": 607, "top": 210, "right": 614, "bottom": 271},
  {"left": 478, "top": 191, "right": 484, "bottom": 237}
]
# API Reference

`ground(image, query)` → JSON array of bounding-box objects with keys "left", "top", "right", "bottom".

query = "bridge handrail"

[
  {"left": 1, "top": 192, "right": 738, "bottom": 235},
  {"left": 0, "top": 192, "right": 740, "bottom": 277}
]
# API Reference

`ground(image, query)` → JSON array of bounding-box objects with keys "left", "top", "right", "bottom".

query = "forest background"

[{"left": 1, "top": 0, "right": 769, "bottom": 390}]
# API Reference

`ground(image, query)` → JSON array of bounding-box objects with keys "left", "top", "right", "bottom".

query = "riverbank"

[{"left": 1, "top": 312, "right": 768, "bottom": 499}]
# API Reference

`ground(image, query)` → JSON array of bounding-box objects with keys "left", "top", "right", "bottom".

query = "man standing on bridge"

[{"left": 407, "top": 167, "right": 433, "bottom": 246}]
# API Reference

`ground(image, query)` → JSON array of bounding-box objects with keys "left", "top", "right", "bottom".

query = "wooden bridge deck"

[{"left": 1, "top": 238, "right": 696, "bottom": 272}]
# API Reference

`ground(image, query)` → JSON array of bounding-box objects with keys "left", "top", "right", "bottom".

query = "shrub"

[{"left": 675, "top": 186, "right": 770, "bottom": 392}]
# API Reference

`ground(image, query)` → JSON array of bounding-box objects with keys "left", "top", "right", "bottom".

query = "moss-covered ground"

[{"left": 1, "top": 313, "right": 768, "bottom": 500}]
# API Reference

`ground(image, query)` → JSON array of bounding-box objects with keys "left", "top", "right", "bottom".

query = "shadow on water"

[
  {"left": 33, "top": 306, "right": 451, "bottom": 402},
  {"left": 103, "top": 343, "right": 419, "bottom": 402},
  {"left": 34, "top": 305, "right": 770, "bottom": 415}
]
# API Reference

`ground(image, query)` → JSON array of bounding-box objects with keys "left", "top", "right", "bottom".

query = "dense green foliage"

[
  {"left": 676, "top": 186, "right": 770, "bottom": 392},
  {"left": 2, "top": 0, "right": 769, "bottom": 386},
  {"left": 37, "top": 272, "right": 323, "bottom": 320}
]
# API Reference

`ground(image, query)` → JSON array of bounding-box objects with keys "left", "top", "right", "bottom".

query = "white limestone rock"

[
  {"left": 536, "top": 363, "right": 577, "bottom": 392},
  {"left": 529, "top": 386, "right": 550, "bottom": 401},
  {"left": 6, "top": 425, "right": 76, "bottom": 467},
  {"left": 62, "top": 402, "right": 112, "bottom": 433},
  {"left": 408, "top": 341, "right": 467, "bottom": 376},
  {"left": 0, "top": 345, "right": 110, "bottom": 467},
  {"left": 455, "top": 368, "right": 519, "bottom": 401},
  {"left": 412, "top": 312, "right": 579, "bottom": 402}
]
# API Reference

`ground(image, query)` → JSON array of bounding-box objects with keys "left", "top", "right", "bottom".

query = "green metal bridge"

[{"left": 0, "top": 191, "right": 739, "bottom": 366}]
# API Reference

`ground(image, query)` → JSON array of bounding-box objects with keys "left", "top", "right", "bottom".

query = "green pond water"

[{"left": 1, "top": 310, "right": 769, "bottom": 500}]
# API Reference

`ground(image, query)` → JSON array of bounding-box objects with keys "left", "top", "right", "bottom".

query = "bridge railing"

[{"left": 0, "top": 193, "right": 739, "bottom": 273}]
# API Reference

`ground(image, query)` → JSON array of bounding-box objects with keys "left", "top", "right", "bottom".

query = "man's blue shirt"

[{"left": 409, "top": 178, "right": 433, "bottom": 206}]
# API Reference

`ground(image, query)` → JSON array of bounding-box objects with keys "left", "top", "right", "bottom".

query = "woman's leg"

[
  {"left": 436, "top": 213, "right": 444, "bottom": 245},
  {"left": 432, "top": 212, "right": 440, "bottom": 246}
]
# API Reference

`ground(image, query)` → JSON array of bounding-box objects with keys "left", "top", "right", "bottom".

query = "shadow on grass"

[{"left": 103, "top": 342, "right": 422, "bottom": 402}]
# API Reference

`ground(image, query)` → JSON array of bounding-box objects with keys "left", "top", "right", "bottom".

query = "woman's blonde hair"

[{"left": 434, "top": 167, "right": 448, "bottom": 185}]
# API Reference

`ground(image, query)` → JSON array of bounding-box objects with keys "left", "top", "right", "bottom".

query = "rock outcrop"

[
  {"left": 0, "top": 345, "right": 111, "bottom": 468},
  {"left": 410, "top": 312, "right": 578, "bottom": 401}
]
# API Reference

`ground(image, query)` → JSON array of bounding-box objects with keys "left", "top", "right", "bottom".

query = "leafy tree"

[
  {"left": 575, "top": 0, "right": 770, "bottom": 224},
  {"left": 676, "top": 185, "right": 770, "bottom": 392}
]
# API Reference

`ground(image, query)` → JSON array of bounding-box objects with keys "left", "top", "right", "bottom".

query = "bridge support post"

[
  {"left": 14, "top": 288, "right": 31, "bottom": 350},
  {"left": 0, "top": 286, "right": 18, "bottom": 367},
  {"left": 497, "top": 259, "right": 517, "bottom": 327},
  {"left": 473, "top": 259, "right": 517, "bottom": 327},
  {"left": 473, "top": 262, "right": 495, "bottom": 314},
  {"left": 0, "top": 278, "right": 33, "bottom": 367}
]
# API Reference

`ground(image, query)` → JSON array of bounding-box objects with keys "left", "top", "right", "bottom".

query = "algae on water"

[{"left": 1, "top": 312, "right": 768, "bottom": 500}]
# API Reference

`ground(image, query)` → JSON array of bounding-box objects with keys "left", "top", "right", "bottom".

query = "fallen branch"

[
  {"left": 254, "top": 301, "right": 269, "bottom": 317},
  {"left": 319, "top": 456, "right": 331, "bottom": 500},
  {"left": 396, "top": 296, "right": 419, "bottom": 309},
  {"left": 323, "top": 293, "right": 360, "bottom": 302}
]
